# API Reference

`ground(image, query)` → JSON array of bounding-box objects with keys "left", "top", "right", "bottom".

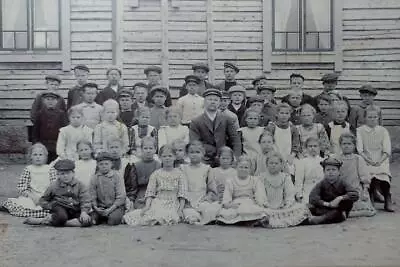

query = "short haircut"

[
  {"left": 316, "top": 93, "right": 332, "bottom": 105},
  {"left": 103, "top": 99, "right": 119, "bottom": 110},
  {"left": 288, "top": 90, "right": 302, "bottom": 97},
  {"left": 364, "top": 105, "right": 380, "bottom": 118},
  {"left": 186, "top": 140, "right": 205, "bottom": 154},
  {"left": 259, "top": 130, "right": 275, "bottom": 143},
  {"left": 137, "top": 106, "right": 150, "bottom": 117},
  {"left": 276, "top": 103, "right": 293, "bottom": 113},
  {"left": 76, "top": 140, "right": 94, "bottom": 159},
  {"left": 290, "top": 73, "right": 305, "bottom": 82},
  {"left": 82, "top": 83, "right": 98, "bottom": 92},
  {"left": 339, "top": 132, "right": 356, "bottom": 145},
  {"left": 141, "top": 136, "right": 156, "bottom": 149},
  {"left": 216, "top": 146, "right": 235, "bottom": 165},
  {"left": 301, "top": 104, "right": 316, "bottom": 116},
  {"left": 28, "top": 143, "right": 48, "bottom": 164},
  {"left": 305, "top": 137, "right": 320, "bottom": 147},
  {"left": 266, "top": 151, "right": 285, "bottom": 165},
  {"left": 158, "top": 144, "right": 175, "bottom": 157},
  {"left": 106, "top": 67, "right": 122, "bottom": 76},
  {"left": 243, "top": 108, "right": 260, "bottom": 120},
  {"left": 132, "top": 83, "right": 148, "bottom": 91},
  {"left": 332, "top": 100, "right": 349, "bottom": 111},
  {"left": 68, "top": 106, "right": 84, "bottom": 117}
]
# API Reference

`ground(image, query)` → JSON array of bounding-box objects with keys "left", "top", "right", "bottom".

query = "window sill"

[
  {"left": 271, "top": 52, "right": 335, "bottom": 64},
  {"left": 0, "top": 51, "right": 63, "bottom": 63}
]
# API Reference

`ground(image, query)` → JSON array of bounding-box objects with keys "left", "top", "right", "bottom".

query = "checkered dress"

[{"left": 1, "top": 165, "right": 57, "bottom": 218}]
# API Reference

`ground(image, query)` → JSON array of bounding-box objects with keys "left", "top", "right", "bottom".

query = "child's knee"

[
  {"left": 107, "top": 209, "right": 124, "bottom": 225},
  {"left": 51, "top": 212, "right": 68, "bottom": 226}
]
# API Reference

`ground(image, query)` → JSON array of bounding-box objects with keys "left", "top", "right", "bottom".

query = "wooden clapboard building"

[{"left": 0, "top": 0, "right": 399, "bottom": 152}]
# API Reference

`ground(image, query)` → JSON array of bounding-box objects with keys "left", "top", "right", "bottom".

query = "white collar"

[
  {"left": 231, "top": 103, "right": 242, "bottom": 110},
  {"left": 205, "top": 110, "right": 217, "bottom": 121}
]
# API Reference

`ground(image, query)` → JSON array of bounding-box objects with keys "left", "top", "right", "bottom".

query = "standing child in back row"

[
  {"left": 227, "top": 85, "right": 247, "bottom": 126},
  {"left": 215, "top": 62, "right": 240, "bottom": 91},
  {"left": 176, "top": 75, "right": 204, "bottom": 126},
  {"left": 75, "top": 83, "right": 103, "bottom": 129}
]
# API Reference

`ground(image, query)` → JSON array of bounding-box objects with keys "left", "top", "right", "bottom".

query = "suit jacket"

[
  {"left": 228, "top": 102, "right": 247, "bottom": 127},
  {"left": 95, "top": 84, "right": 124, "bottom": 105},
  {"left": 189, "top": 111, "right": 241, "bottom": 165}
]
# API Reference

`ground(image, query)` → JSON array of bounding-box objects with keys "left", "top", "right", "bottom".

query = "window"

[
  {"left": 272, "top": 0, "right": 333, "bottom": 51},
  {"left": 0, "top": 0, "right": 61, "bottom": 50}
]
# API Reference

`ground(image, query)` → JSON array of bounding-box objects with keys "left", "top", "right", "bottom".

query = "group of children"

[{"left": 0, "top": 61, "right": 394, "bottom": 229}]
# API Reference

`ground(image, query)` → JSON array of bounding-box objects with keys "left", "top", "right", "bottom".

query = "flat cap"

[
  {"left": 150, "top": 85, "right": 169, "bottom": 96},
  {"left": 117, "top": 89, "right": 133, "bottom": 98},
  {"left": 184, "top": 75, "right": 201, "bottom": 84},
  {"left": 252, "top": 75, "right": 267, "bottom": 85},
  {"left": 132, "top": 82, "right": 148, "bottom": 90},
  {"left": 321, "top": 73, "right": 339, "bottom": 83},
  {"left": 359, "top": 84, "right": 377, "bottom": 95},
  {"left": 96, "top": 152, "right": 114, "bottom": 162},
  {"left": 73, "top": 64, "right": 90, "bottom": 72},
  {"left": 320, "top": 157, "right": 342, "bottom": 168},
  {"left": 45, "top": 74, "right": 61, "bottom": 83},
  {"left": 224, "top": 62, "right": 239, "bottom": 73},
  {"left": 258, "top": 85, "right": 276, "bottom": 93},
  {"left": 106, "top": 66, "right": 122, "bottom": 76},
  {"left": 42, "top": 91, "right": 59, "bottom": 98},
  {"left": 220, "top": 91, "right": 231, "bottom": 99},
  {"left": 290, "top": 73, "right": 305, "bottom": 81},
  {"left": 203, "top": 88, "right": 222, "bottom": 98},
  {"left": 82, "top": 82, "right": 98, "bottom": 89},
  {"left": 192, "top": 63, "right": 210, "bottom": 73},
  {"left": 54, "top": 159, "right": 75, "bottom": 171},
  {"left": 144, "top": 66, "right": 162, "bottom": 75},
  {"left": 247, "top": 95, "right": 265, "bottom": 105},
  {"left": 228, "top": 85, "right": 246, "bottom": 95}
]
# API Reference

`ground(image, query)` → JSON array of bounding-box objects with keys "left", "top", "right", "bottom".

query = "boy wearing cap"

[
  {"left": 252, "top": 75, "right": 268, "bottom": 93},
  {"left": 95, "top": 67, "right": 124, "bottom": 105},
  {"left": 144, "top": 66, "right": 172, "bottom": 107},
  {"left": 179, "top": 63, "right": 214, "bottom": 97},
  {"left": 282, "top": 73, "right": 316, "bottom": 108},
  {"left": 189, "top": 89, "right": 241, "bottom": 167},
  {"left": 30, "top": 74, "right": 66, "bottom": 122},
  {"left": 176, "top": 75, "right": 205, "bottom": 126},
  {"left": 308, "top": 157, "right": 359, "bottom": 225},
  {"left": 149, "top": 86, "right": 168, "bottom": 129},
  {"left": 67, "top": 65, "right": 90, "bottom": 109},
  {"left": 90, "top": 152, "right": 126, "bottom": 225},
  {"left": 75, "top": 83, "right": 103, "bottom": 129},
  {"left": 258, "top": 85, "right": 277, "bottom": 126},
  {"left": 215, "top": 62, "right": 240, "bottom": 91},
  {"left": 117, "top": 89, "right": 135, "bottom": 128},
  {"left": 24, "top": 159, "right": 92, "bottom": 227},
  {"left": 32, "top": 92, "right": 69, "bottom": 163},
  {"left": 227, "top": 85, "right": 247, "bottom": 126},
  {"left": 349, "top": 85, "right": 382, "bottom": 130}
]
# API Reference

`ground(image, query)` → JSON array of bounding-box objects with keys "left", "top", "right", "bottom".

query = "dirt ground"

[{"left": 0, "top": 163, "right": 399, "bottom": 267}]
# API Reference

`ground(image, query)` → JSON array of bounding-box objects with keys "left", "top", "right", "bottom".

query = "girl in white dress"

[
  {"left": 238, "top": 108, "right": 264, "bottom": 158},
  {"left": 357, "top": 106, "right": 393, "bottom": 212},
  {"left": 1, "top": 143, "right": 56, "bottom": 217},
  {"left": 208, "top": 146, "right": 237, "bottom": 202},
  {"left": 261, "top": 151, "right": 310, "bottom": 228},
  {"left": 181, "top": 141, "right": 220, "bottom": 225},
  {"left": 158, "top": 107, "right": 189, "bottom": 148},
  {"left": 56, "top": 106, "right": 93, "bottom": 162},
  {"left": 294, "top": 137, "right": 325, "bottom": 203},
  {"left": 74, "top": 140, "right": 97, "bottom": 187}
]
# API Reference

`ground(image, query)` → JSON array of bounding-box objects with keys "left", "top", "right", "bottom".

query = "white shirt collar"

[{"left": 205, "top": 110, "right": 217, "bottom": 121}]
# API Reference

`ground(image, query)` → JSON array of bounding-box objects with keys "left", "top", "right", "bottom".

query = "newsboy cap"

[
  {"left": 228, "top": 85, "right": 246, "bottom": 95},
  {"left": 320, "top": 157, "right": 342, "bottom": 168},
  {"left": 359, "top": 84, "right": 377, "bottom": 96},
  {"left": 247, "top": 95, "right": 265, "bottom": 105},
  {"left": 82, "top": 82, "right": 98, "bottom": 90},
  {"left": 45, "top": 74, "right": 61, "bottom": 84},
  {"left": 42, "top": 91, "right": 59, "bottom": 99},
  {"left": 117, "top": 89, "right": 133, "bottom": 98},
  {"left": 252, "top": 75, "right": 267, "bottom": 86},
  {"left": 54, "top": 159, "right": 75, "bottom": 171},
  {"left": 144, "top": 66, "right": 162, "bottom": 75},
  {"left": 203, "top": 88, "right": 222, "bottom": 98},
  {"left": 220, "top": 91, "right": 230, "bottom": 99},
  {"left": 258, "top": 85, "right": 276, "bottom": 93},
  {"left": 223, "top": 62, "right": 239, "bottom": 73},
  {"left": 321, "top": 73, "right": 339, "bottom": 83},
  {"left": 73, "top": 64, "right": 90, "bottom": 73},
  {"left": 96, "top": 152, "right": 114, "bottom": 162},
  {"left": 192, "top": 63, "right": 210, "bottom": 73},
  {"left": 150, "top": 85, "right": 169, "bottom": 97},
  {"left": 185, "top": 75, "right": 201, "bottom": 84}
]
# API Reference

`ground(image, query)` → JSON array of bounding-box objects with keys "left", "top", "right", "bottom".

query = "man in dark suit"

[{"left": 189, "top": 89, "right": 242, "bottom": 167}]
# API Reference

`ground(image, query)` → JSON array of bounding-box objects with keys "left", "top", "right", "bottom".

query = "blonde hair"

[
  {"left": 68, "top": 106, "right": 84, "bottom": 117},
  {"left": 259, "top": 130, "right": 275, "bottom": 143},
  {"left": 300, "top": 104, "right": 316, "bottom": 116},
  {"left": 276, "top": 102, "right": 293, "bottom": 113},
  {"left": 266, "top": 151, "right": 285, "bottom": 165},
  {"left": 236, "top": 155, "right": 252, "bottom": 167},
  {"left": 103, "top": 99, "right": 119, "bottom": 110},
  {"left": 27, "top": 143, "right": 48, "bottom": 165}
]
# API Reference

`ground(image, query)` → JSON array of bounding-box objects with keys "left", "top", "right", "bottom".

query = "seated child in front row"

[
  {"left": 217, "top": 156, "right": 267, "bottom": 227},
  {"left": 356, "top": 105, "right": 394, "bottom": 212},
  {"left": 125, "top": 137, "right": 161, "bottom": 210},
  {"left": 238, "top": 108, "right": 264, "bottom": 158},
  {"left": 123, "top": 145, "right": 187, "bottom": 226},
  {"left": 74, "top": 140, "right": 97, "bottom": 187},
  {"left": 24, "top": 159, "right": 92, "bottom": 227},
  {"left": 2, "top": 143, "right": 57, "bottom": 218},
  {"left": 56, "top": 106, "right": 93, "bottom": 162},
  {"left": 208, "top": 146, "right": 237, "bottom": 202},
  {"left": 297, "top": 104, "right": 331, "bottom": 157},
  {"left": 93, "top": 99, "right": 129, "bottom": 155},
  {"left": 158, "top": 106, "right": 189, "bottom": 148},
  {"left": 261, "top": 152, "right": 310, "bottom": 228},
  {"left": 338, "top": 133, "right": 376, "bottom": 217},
  {"left": 90, "top": 152, "right": 126, "bottom": 226},
  {"left": 308, "top": 157, "right": 359, "bottom": 225},
  {"left": 181, "top": 141, "right": 220, "bottom": 225},
  {"left": 294, "top": 137, "right": 325, "bottom": 203}
]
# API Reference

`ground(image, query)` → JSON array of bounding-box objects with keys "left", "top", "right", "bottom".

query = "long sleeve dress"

[
  {"left": 294, "top": 155, "right": 325, "bottom": 203},
  {"left": 339, "top": 154, "right": 376, "bottom": 217},
  {"left": 56, "top": 125, "right": 93, "bottom": 161},
  {"left": 356, "top": 125, "right": 391, "bottom": 183},
  {"left": 2, "top": 165, "right": 57, "bottom": 217},
  {"left": 180, "top": 163, "right": 221, "bottom": 224},
  {"left": 123, "top": 168, "right": 188, "bottom": 226},
  {"left": 261, "top": 171, "right": 310, "bottom": 228},
  {"left": 217, "top": 175, "right": 267, "bottom": 224},
  {"left": 208, "top": 167, "right": 237, "bottom": 202}
]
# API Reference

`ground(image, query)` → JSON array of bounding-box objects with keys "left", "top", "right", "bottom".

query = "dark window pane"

[
  {"left": 2, "top": 0, "right": 28, "bottom": 31},
  {"left": 33, "top": 32, "right": 46, "bottom": 49},
  {"left": 2, "top": 32, "right": 15, "bottom": 48},
  {"left": 47, "top": 32, "right": 59, "bottom": 49},
  {"left": 15, "top": 32, "right": 28, "bottom": 49},
  {"left": 287, "top": 32, "right": 300, "bottom": 50},
  {"left": 33, "top": 0, "right": 59, "bottom": 31}
]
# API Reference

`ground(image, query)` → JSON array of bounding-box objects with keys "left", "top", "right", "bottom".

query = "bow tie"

[{"left": 333, "top": 121, "right": 347, "bottom": 128}]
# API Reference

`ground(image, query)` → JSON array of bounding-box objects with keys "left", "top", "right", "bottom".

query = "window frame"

[{"left": 271, "top": 0, "right": 334, "bottom": 52}]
